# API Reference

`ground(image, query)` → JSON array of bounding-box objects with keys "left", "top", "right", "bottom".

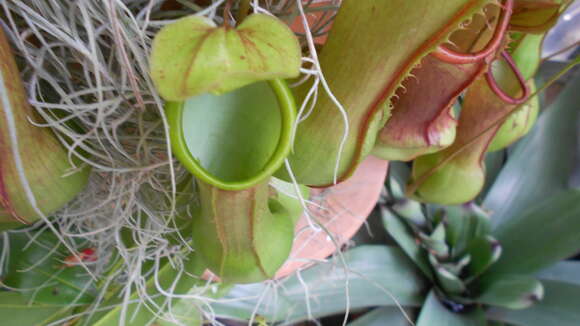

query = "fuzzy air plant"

[{"left": 0, "top": 0, "right": 578, "bottom": 325}]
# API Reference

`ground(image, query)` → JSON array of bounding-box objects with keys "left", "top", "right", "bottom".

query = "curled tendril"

[
  {"left": 432, "top": 0, "right": 513, "bottom": 64},
  {"left": 485, "top": 50, "right": 530, "bottom": 104}
]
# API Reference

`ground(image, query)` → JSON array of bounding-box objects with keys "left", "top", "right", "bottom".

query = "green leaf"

[
  {"left": 0, "top": 292, "right": 70, "bottom": 326},
  {"left": 487, "top": 190, "right": 580, "bottom": 276},
  {"left": 485, "top": 72, "right": 580, "bottom": 229},
  {"left": 381, "top": 207, "right": 433, "bottom": 280},
  {"left": 212, "top": 245, "right": 428, "bottom": 323},
  {"left": 386, "top": 168, "right": 426, "bottom": 225},
  {"left": 440, "top": 255, "right": 471, "bottom": 276},
  {"left": 150, "top": 14, "right": 301, "bottom": 101},
  {"left": 465, "top": 236, "right": 501, "bottom": 281},
  {"left": 430, "top": 222, "right": 446, "bottom": 243},
  {"left": 479, "top": 150, "right": 506, "bottom": 201},
  {"left": 154, "top": 292, "right": 203, "bottom": 326},
  {"left": 86, "top": 253, "right": 214, "bottom": 326},
  {"left": 347, "top": 307, "right": 414, "bottom": 326},
  {"left": 1, "top": 231, "right": 96, "bottom": 305},
  {"left": 487, "top": 280, "right": 580, "bottom": 326},
  {"left": 444, "top": 205, "right": 491, "bottom": 258},
  {"left": 271, "top": 178, "right": 310, "bottom": 224},
  {"left": 420, "top": 223, "right": 449, "bottom": 258},
  {"left": 391, "top": 199, "right": 425, "bottom": 224},
  {"left": 430, "top": 254, "right": 466, "bottom": 295},
  {"left": 537, "top": 261, "right": 580, "bottom": 285},
  {"left": 416, "top": 290, "right": 486, "bottom": 326},
  {"left": 487, "top": 321, "right": 509, "bottom": 326},
  {"left": 388, "top": 162, "right": 412, "bottom": 193},
  {"left": 477, "top": 275, "right": 543, "bottom": 310}
]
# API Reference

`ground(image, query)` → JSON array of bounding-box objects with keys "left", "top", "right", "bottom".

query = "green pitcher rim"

[{"left": 165, "top": 79, "right": 297, "bottom": 191}]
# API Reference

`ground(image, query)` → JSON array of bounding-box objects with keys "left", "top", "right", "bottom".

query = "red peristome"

[
  {"left": 374, "top": 54, "right": 486, "bottom": 161},
  {"left": 485, "top": 50, "right": 530, "bottom": 104},
  {"left": 433, "top": 0, "right": 513, "bottom": 64}
]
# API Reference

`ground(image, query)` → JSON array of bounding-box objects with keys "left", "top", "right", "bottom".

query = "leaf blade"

[
  {"left": 0, "top": 292, "right": 70, "bottom": 326},
  {"left": 488, "top": 190, "right": 580, "bottom": 276},
  {"left": 487, "top": 280, "right": 580, "bottom": 326},
  {"left": 212, "top": 245, "right": 428, "bottom": 323},
  {"left": 416, "top": 290, "right": 486, "bottom": 326},
  {"left": 485, "top": 72, "right": 580, "bottom": 229}
]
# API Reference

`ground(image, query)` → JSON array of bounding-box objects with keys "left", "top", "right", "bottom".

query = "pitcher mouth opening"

[{"left": 166, "top": 79, "right": 296, "bottom": 191}]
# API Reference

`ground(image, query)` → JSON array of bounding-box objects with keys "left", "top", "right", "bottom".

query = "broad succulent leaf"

[
  {"left": 443, "top": 205, "right": 492, "bottom": 257},
  {"left": 425, "top": 222, "right": 450, "bottom": 258},
  {"left": 348, "top": 307, "right": 415, "bottom": 326},
  {"left": 487, "top": 190, "right": 580, "bottom": 276},
  {"left": 430, "top": 254, "right": 467, "bottom": 295},
  {"left": 477, "top": 275, "right": 544, "bottom": 309},
  {"left": 381, "top": 205, "right": 434, "bottom": 280},
  {"left": 85, "top": 253, "right": 219, "bottom": 326},
  {"left": 391, "top": 199, "right": 426, "bottom": 225},
  {"left": 465, "top": 236, "right": 502, "bottom": 280},
  {"left": 485, "top": 69, "right": 580, "bottom": 228},
  {"left": 440, "top": 255, "right": 472, "bottom": 276},
  {"left": 487, "top": 280, "right": 580, "bottom": 326},
  {"left": 537, "top": 261, "right": 580, "bottom": 285},
  {"left": 1, "top": 230, "right": 96, "bottom": 305},
  {"left": 212, "top": 246, "right": 428, "bottom": 323},
  {"left": 0, "top": 292, "right": 69, "bottom": 326},
  {"left": 416, "top": 291, "right": 487, "bottom": 326},
  {"left": 150, "top": 14, "right": 301, "bottom": 101}
]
